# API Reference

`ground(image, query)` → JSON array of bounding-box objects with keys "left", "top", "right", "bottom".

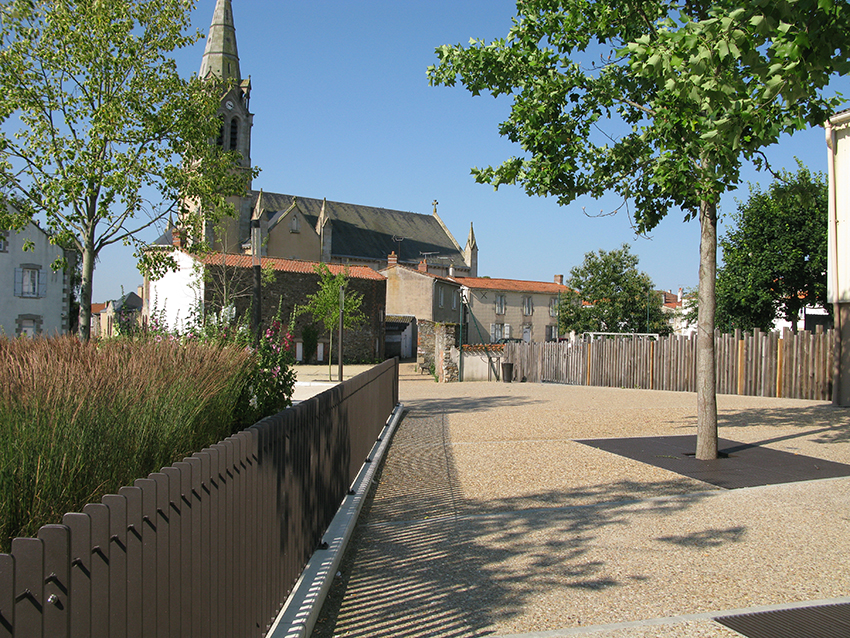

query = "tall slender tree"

[
  {"left": 0, "top": 0, "right": 253, "bottom": 340},
  {"left": 429, "top": 0, "right": 849, "bottom": 458}
]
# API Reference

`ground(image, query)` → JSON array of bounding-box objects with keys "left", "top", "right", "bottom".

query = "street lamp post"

[{"left": 251, "top": 217, "right": 261, "bottom": 339}]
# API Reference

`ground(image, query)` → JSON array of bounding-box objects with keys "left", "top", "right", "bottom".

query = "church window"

[
  {"left": 216, "top": 117, "right": 224, "bottom": 147},
  {"left": 290, "top": 215, "right": 300, "bottom": 233},
  {"left": 229, "top": 118, "right": 239, "bottom": 150}
]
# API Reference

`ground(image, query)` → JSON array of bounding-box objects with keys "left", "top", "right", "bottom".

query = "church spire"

[{"left": 199, "top": 0, "right": 241, "bottom": 83}]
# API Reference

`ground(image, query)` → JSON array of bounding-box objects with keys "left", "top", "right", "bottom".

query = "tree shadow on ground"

[
  {"left": 659, "top": 403, "right": 850, "bottom": 445},
  {"left": 719, "top": 404, "right": 850, "bottom": 444},
  {"left": 313, "top": 408, "right": 746, "bottom": 638},
  {"left": 398, "top": 394, "right": 545, "bottom": 416}
]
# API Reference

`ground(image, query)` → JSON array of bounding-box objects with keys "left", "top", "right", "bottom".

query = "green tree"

[
  {"left": 0, "top": 0, "right": 253, "bottom": 340},
  {"left": 296, "top": 264, "right": 365, "bottom": 379},
  {"left": 716, "top": 165, "right": 829, "bottom": 333},
  {"left": 560, "top": 245, "right": 672, "bottom": 336},
  {"left": 428, "top": 0, "right": 849, "bottom": 458}
]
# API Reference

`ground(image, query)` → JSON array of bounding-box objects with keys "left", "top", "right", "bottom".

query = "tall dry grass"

[{"left": 0, "top": 335, "right": 255, "bottom": 552}]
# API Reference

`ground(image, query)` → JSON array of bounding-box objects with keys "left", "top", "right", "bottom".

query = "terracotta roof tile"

[
  {"left": 382, "top": 263, "right": 460, "bottom": 284},
  {"left": 196, "top": 252, "right": 386, "bottom": 281},
  {"left": 453, "top": 276, "right": 570, "bottom": 295}
]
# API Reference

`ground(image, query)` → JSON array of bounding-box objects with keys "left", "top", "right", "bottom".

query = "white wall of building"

[
  {"left": 828, "top": 111, "right": 850, "bottom": 303},
  {"left": 146, "top": 251, "right": 202, "bottom": 333}
]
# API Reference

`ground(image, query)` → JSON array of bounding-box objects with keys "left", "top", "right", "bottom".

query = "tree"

[
  {"left": 560, "top": 244, "right": 672, "bottom": 336},
  {"left": 428, "top": 0, "right": 849, "bottom": 459},
  {"left": 716, "top": 165, "right": 829, "bottom": 333},
  {"left": 296, "top": 264, "right": 365, "bottom": 380},
  {"left": 0, "top": 0, "right": 253, "bottom": 340}
]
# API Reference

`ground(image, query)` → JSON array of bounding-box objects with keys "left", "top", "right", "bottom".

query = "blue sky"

[{"left": 92, "top": 0, "right": 841, "bottom": 301}]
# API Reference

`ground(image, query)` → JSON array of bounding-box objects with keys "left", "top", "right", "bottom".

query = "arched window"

[
  {"left": 229, "top": 118, "right": 239, "bottom": 151},
  {"left": 216, "top": 117, "right": 224, "bottom": 147}
]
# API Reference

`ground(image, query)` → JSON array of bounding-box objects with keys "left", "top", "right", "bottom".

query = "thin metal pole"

[
  {"left": 338, "top": 283, "right": 344, "bottom": 382},
  {"left": 251, "top": 218, "right": 261, "bottom": 340}
]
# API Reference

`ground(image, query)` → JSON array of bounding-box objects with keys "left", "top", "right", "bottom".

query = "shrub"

[{"left": 0, "top": 335, "right": 255, "bottom": 552}]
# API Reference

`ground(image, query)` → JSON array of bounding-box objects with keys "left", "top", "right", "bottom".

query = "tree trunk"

[
  {"left": 77, "top": 239, "right": 96, "bottom": 341},
  {"left": 696, "top": 199, "right": 718, "bottom": 460}
]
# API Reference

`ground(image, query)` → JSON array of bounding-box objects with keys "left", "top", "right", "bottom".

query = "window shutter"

[
  {"left": 504, "top": 324, "right": 511, "bottom": 339},
  {"left": 14, "top": 268, "right": 23, "bottom": 297},
  {"left": 38, "top": 271, "right": 47, "bottom": 298}
]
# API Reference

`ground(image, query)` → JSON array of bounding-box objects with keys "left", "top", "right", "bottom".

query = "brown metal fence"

[
  {"left": 505, "top": 328, "right": 833, "bottom": 401},
  {"left": 0, "top": 358, "right": 399, "bottom": 638}
]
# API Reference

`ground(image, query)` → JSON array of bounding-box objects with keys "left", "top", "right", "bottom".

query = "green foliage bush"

[
  {"left": 0, "top": 302, "right": 297, "bottom": 551},
  {"left": 0, "top": 335, "right": 254, "bottom": 551}
]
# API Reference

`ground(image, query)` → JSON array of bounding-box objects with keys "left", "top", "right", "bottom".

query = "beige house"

[
  {"left": 455, "top": 275, "right": 569, "bottom": 344},
  {"left": 380, "top": 253, "right": 463, "bottom": 323}
]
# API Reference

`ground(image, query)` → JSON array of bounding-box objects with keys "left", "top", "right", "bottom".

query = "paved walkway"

[
  {"left": 291, "top": 363, "right": 385, "bottom": 403},
  {"left": 313, "top": 366, "right": 850, "bottom": 637}
]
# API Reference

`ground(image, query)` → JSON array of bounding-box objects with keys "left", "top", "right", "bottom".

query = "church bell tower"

[{"left": 199, "top": 0, "right": 254, "bottom": 252}]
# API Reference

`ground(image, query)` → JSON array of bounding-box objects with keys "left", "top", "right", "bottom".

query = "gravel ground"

[{"left": 313, "top": 366, "right": 850, "bottom": 637}]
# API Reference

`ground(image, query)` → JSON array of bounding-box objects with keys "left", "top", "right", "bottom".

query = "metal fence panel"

[{"left": 0, "top": 358, "right": 399, "bottom": 638}]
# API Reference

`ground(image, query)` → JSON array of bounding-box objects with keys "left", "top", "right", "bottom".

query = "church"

[{"left": 193, "top": 0, "right": 478, "bottom": 278}]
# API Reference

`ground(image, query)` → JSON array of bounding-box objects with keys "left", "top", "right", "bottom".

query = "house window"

[
  {"left": 452, "top": 290, "right": 457, "bottom": 310},
  {"left": 0, "top": 231, "right": 8, "bottom": 252},
  {"left": 490, "top": 323, "right": 504, "bottom": 342},
  {"left": 15, "top": 266, "right": 45, "bottom": 298},
  {"left": 550, "top": 297, "right": 559, "bottom": 317},
  {"left": 16, "top": 314, "right": 42, "bottom": 336},
  {"left": 495, "top": 294, "right": 506, "bottom": 315},
  {"left": 439, "top": 287, "right": 445, "bottom": 308},
  {"left": 522, "top": 296, "right": 534, "bottom": 316},
  {"left": 290, "top": 214, "right": 300, "bottom": 233},
  {"left": 545, "top": 325, "right": 558, "bottom": 341}
]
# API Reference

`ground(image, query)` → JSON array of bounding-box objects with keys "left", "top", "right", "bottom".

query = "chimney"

[
  {"left": 388, "top": 251, "right": 398, "bottom": 267},
  {"left": 554, "top": 274, "right": 564, "bottom": 285},
  {"left": 418, "top": 259, "right": 428, "bottom": 273},
  {"left": 449, "top": 263, "right": 455, "bottom": 277},
  {"left": 678, "top": 287, "right": 684, "bottom": 302}
]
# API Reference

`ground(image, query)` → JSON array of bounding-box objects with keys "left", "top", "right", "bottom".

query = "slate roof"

[
  {"left": 453, "top": 276, "right": 569, "bottom": 295},
  {"left": 197, "top": 252, "right": 386, "bottom": 281},
  {"left": 254, "top": 191, "right": 466, "bottom": 265}
]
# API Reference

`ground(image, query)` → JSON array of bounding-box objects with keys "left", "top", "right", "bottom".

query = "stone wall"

[
  {"left": 205, "top": 264, "right": 386, "bottom": 363},
  {"left": 418, "top": 320, "right": 459, "bottom": 382}
]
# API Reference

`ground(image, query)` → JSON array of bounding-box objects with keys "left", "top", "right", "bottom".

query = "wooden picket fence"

[{"left": 504, "top": 327, "right": 834, "bottom": 401}]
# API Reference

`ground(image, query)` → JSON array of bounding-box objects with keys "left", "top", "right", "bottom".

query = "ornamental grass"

[{"left": 0, "top": 335, "right": 255, "bottom": 552}]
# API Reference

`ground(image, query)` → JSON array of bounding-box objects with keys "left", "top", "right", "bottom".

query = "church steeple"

[
  {"left": 199, "top": 0, "right": 241, "bottom": 83},
  {"left": 196, "top": 0, "right": 254, "bottom": 253}
]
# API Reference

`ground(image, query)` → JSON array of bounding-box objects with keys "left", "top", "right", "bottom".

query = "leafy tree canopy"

[
  {"left": 559, "top": 244, "right": 672, "bottom": 335},
  {"left": 0, "top": 0, "right": 254, "bottom": 339},
  {"left": 716, "top": 164, "right": 829, "bottom": 333},
  {"left": 427, "top": 0, "right": 848, "bottom": 232},
  {"left": 428, "top": 0, "right": 850, "bottom": 458}
]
